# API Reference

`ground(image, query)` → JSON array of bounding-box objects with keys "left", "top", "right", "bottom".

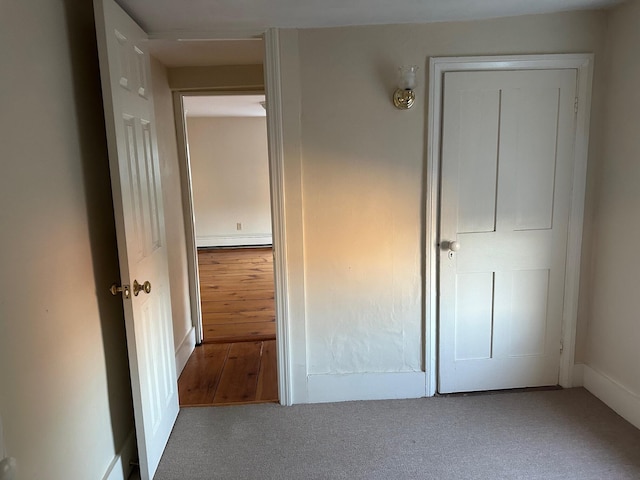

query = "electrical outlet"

[{"left": 236, "top": 222, "right": 242, "bottom": 231}]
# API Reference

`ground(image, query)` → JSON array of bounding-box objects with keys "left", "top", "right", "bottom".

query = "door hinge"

[{"left": 574, "top": 97, "right": 579, "bottom": 114}]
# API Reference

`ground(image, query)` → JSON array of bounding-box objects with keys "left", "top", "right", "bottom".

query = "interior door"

[
  {"left": 439, "top": 69, "right": 577, "bottom": 394},
  {"left": 94, "top": 0, "right": 179, "bottom": 478}
]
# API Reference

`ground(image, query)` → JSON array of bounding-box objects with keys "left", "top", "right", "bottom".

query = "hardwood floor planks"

[
  {"left": 203, "top": 322, "right": 276, "bottom": 343},
  {"left": 198, "top": 249, "right": 271, "bottom": 261},
  {"left": 177, "top": 343, "right": 230, "bottom": 405},
  {"left": 213, "top": 342, "right": 262, "bottom": 404},
  {"left": 202, "top": 299, "right": 275, "bottom": 313},
  {"left": 197, "top": 264, "right": 273, "bottom": 274},
  {"left": 203, "top": 311, "right": 275, "bottom": 323},
  {"left": 178, "top": 341, "right": 279, "bottom": 406},
  {"left": 200, "top": 289, "right": 274, "bottom": 302},
  {"left": 256, "top": 340, "right": 279, "bottom": 402},
  {"left": 183, "top": 248, "right": 278, "bottom": 406},
  {"left": 203, "top": 313, "right": 274, "bottom": 323},
  {"left": 199, "top": 247, "right": 276, "bottom": 343}
]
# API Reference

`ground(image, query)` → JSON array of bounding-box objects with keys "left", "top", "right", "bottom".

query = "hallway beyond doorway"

[{"left": 198, "top": 247, "right": 276, "bottom": 343}]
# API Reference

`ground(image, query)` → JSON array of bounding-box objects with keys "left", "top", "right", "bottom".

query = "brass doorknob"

[
  {"left": 110, "top": 283, "right": 131, "bottom": 299},
  {"left": 133, "top": 280, "right": 152, "bottom": 296}
]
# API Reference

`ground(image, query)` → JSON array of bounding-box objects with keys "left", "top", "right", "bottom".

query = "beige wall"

[
  {"left": 151, "top": 57, "right": 193, "bottom": 358},
  {"left": 188, "top": 117, "right": 272, "bottom": 246},
  {"left": 285, "top": 10, "right": 607, "bottom": 379},
  {"left": 0, "top": 0, "right": 134, "bottom": 478},
  {"left": 585, "top": 0, "right": 640, "bottom": 396},
  {"left": 168, "top": 64, "right": 264, "bottom": 91}
]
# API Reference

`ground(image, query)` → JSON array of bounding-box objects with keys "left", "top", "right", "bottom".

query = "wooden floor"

[
  {"left": 178, "top": 340, "right": 278, "bottom": 406},
  {"left": 198, "top": 247, "right": 276, "bottom": 343},
  {"left": 182, "top": 247, "right": 278, "bottom": 407}
]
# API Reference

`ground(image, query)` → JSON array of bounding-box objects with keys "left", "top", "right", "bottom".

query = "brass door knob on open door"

[{"left": 133, "top": 280, "right": 152, "bottom": 296}]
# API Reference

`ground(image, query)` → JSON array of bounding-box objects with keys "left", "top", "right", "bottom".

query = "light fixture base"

[{"left": 393, "top": 88, "right": 415, "bottom": 109}]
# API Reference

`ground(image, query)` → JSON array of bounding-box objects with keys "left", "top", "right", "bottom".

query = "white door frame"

[
  {"left": 425, "top": 54, "right": 594, "bottom": 396},
  {"left": 172, "top": 90, "right": 203, "bottom": 347},
  {"left": 171, "top": 33, "right": 293, "bottom": 405},
  {"left": 264, "top": 30, "right": 293, "bottom": 406}
]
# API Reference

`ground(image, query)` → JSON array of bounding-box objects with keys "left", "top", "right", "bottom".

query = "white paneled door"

[
  {"left": 439, "top": 69, "right": 578, "bottom": 394},
  {"left": 94, "top": 0, "right": 179, "bottom": 478}
]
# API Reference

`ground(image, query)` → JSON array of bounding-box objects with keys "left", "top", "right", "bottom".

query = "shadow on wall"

[{"left": 62, "top": 0, "right": 135, "bottom": 460}]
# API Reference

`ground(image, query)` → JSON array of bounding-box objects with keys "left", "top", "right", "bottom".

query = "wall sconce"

[{"left": 393, "top": 65, "right": 418, "bottom": 110}]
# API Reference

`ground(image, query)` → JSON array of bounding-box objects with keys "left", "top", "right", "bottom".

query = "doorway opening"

[{"left": 175, "top": 93, "right": 278, "bottom": 406}]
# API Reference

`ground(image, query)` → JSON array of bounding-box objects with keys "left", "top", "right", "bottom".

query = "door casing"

[
  {"left": 170, "top": 31, "right": 294, "bottom": 405},
  {"left": 425, "top": 54, "right": 594, "bottom": 396}
]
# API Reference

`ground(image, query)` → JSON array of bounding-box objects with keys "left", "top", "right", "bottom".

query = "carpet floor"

[{"left": 153, "top": 388, "right": 640, "bottom": 480}]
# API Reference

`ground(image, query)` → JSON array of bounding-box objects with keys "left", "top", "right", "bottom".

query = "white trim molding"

[
  {"left": 175, "top": 326, "right": 196, "bottom": 376},
  {"left": 196, "top": 233, "right": 272, "bottom": 247},
  {"left": 584, "top": 365, "right": 640, "bottom": 430},
  {"left": 426, "top": 54, "right": 594, "bottom": 396},
  {"left": 102, "top": 430, "right": 136, "bottom": 480},
  {"left": 307, "top": 372, "right": 427, "bottom": 403},
  {"left": 172, "top": 92, "right": 203, "bottom": 344},
  {"left": 264, "top": 28, "right": 293, "bottom": 406}
]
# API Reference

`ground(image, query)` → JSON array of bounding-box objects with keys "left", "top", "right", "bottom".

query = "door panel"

[
  {"left": 439, "top": 69, "right": 577, "bottom": 394},
  {"left": 509, "top": 88, "right": 559, "bottom": 231},
  {"left": 454, "top": 272, "right": 495, "bottom": 361},
  {"left": 506, "top": 269, "right": 550, "bottom": 357},
  {"left": 456, "top": 89, "right": 500, "bottom": 234},
  {"left": 94, "top": 0, "right": 179, "bottom": 478}
]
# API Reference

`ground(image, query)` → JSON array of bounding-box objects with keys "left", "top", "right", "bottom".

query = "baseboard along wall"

[
  {"left": 102, "top": 430, "right": 136, "bottom": 480},
  {"left": 175, "top": 327, "right": 196, "bottom": 377},
  {"left": 306, "top": 372, "right": 427, "bottom": 403},
  {"left": 583, "top": 365, "right": 640, "bottom": 430}
]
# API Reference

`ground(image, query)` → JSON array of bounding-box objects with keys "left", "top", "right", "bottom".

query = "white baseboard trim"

[
  {"left": 102, "top": 430, "right": 136, "bottom": 480},
  {"left": 306, "top": 371, "right": 427, "bottom": 403},
  {"left": 175, "top": 326, "right": 196, "bottom": 377},
  {"left": 572, "top": 363, "right": 585, "bottom": 387},
  {"left": 196, "top": 234, "right": 272, "bottom": 247},
  {"left": 583, "top": 365, "right": 640, "bottom": 430}
]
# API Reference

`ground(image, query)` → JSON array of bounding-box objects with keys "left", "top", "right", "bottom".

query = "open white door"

[
  {"left": 439, "top": 69, "right": 578, "bottom": 394},
  {"left": 94, "top": 0, "right": 179, "bottom": 478}
]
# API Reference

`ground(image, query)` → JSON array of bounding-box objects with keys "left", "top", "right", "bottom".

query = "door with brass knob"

[
  {"left": 133, "top": 280, "right": 152, "bottom": 296},
  {"left": 95, "top": 0, "right": 179, "bottom": 477}
]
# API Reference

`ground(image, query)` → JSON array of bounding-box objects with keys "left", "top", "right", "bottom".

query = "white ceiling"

[
  {"left": 119, "top": 0, "right": 619, "bottom": 37},
  {"left": 183, "top": 95, "right": 267, "bottom": 117}
]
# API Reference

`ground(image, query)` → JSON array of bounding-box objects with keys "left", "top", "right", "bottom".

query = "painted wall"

[
  {"left": 188, "top": 117, "right": 272, "bottom": 246},
  {"left": 278, "top": 10, "right": 607, "bottom": 397},
  {"left": 167, "top": 64, "right": 264, "bottom": 91},
  {"left": 585, "top": 0, "right": 640, "bottom": 397},
  {"left": 150, "top": 57, "right": 194, "bottom": 366},
  {"left": 0, "top": 0, "right": 134, "bottom": 478}
]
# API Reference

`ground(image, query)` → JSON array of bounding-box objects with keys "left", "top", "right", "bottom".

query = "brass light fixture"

[{"left": 393, "top": 65, "right": 418, "bottom": 110}]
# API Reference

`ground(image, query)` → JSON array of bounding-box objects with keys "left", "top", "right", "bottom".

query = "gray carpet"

[{"left": 154, "top": 388, "right": 640, "bottom": 479}]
